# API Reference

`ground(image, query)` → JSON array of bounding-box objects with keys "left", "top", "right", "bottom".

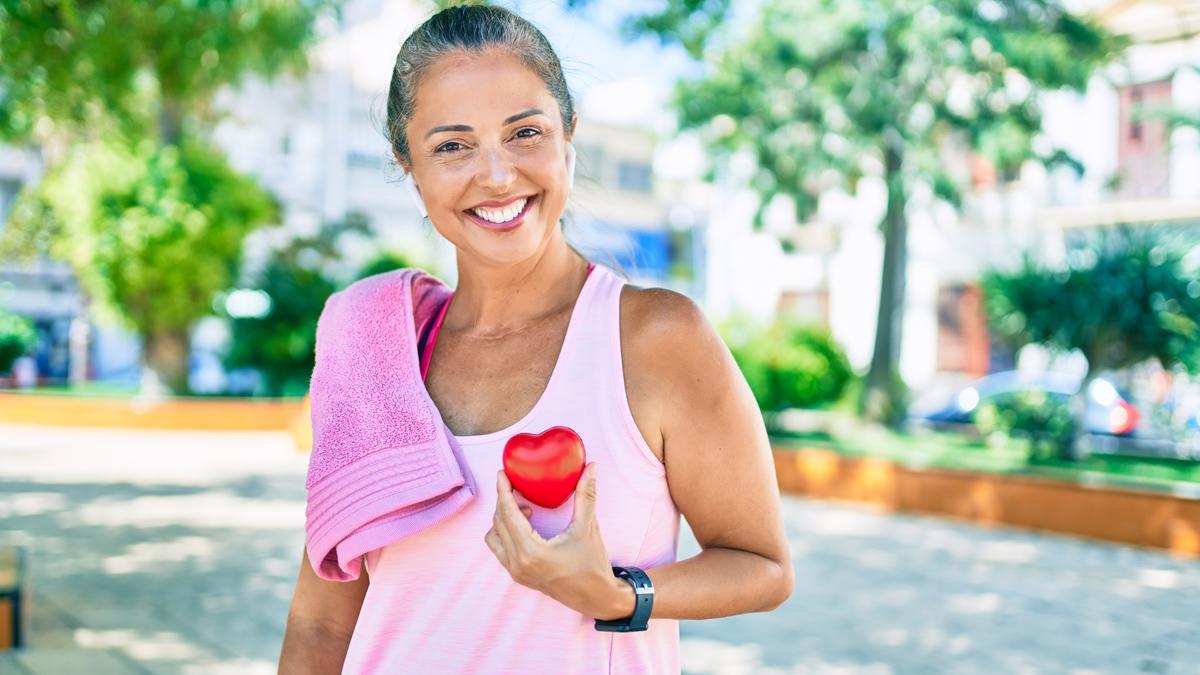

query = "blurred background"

[{"left": 0, "top": 0, "right": 1198, "bottom": 673}]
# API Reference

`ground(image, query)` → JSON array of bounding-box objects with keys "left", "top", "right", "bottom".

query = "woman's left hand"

[{"left": 484, "top": 462, "right": 628, "bottom": 619}]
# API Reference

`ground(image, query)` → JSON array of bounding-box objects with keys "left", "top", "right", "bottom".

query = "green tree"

[
  {"left": 0, "top": 0, "right": 336, "bottom": 149},
  {"left": 0, "top": 0, "right": 337, "bottom": 392},
  {"left": 983, "top": 226, "right": 1200, "bottom": 379},
  {"left": 595, "top": 0, "right": 1124, "bottom": 426},
  {"left": 4, "top": 137, "right": 278, "bottom": 393}
]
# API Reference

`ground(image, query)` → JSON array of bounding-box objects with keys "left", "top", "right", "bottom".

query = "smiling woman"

[
  {"left": 393, "top": 45, "right": 574, "bottom": 253},
  {"left": 279, "top": 5, "right": 792, "bottom": 675}
]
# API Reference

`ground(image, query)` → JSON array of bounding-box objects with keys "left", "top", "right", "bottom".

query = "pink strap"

[
  {"left": 421, "top": 291, "right": 452, "bottom": 382},
  {"left": 420, "top": 262, "right": 595, "bottom": 382}
]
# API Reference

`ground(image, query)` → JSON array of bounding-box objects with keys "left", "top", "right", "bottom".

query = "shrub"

[
  {"left": 0, "top": 309, "right": 37, "bottom": 375},
  {"left": 723, "top": 316, "right": 854, "bottom": 412},
  {"left": 975, "top": 390, "right": 1077, "bottom": 462}
]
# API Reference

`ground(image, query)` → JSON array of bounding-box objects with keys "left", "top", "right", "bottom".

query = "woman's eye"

[
  {"left": 435, "top": 141, "right": 464, "bottom": 154},
  {"left": 514, "top": 127, "right": 541, "bottom": 139}
]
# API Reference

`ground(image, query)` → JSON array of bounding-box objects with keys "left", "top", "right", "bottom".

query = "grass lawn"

[
  {"left": 770, "top": 424, "right": 1200, "bottom": 495},
  {"left": 4, "top": 381, "right": 141, "bottom": 398}
]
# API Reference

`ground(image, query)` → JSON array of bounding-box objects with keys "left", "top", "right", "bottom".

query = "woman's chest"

[
  {"left": 425, "top": 287, "right": 665, "bottom": 464},
  {"left": 368, "top": 441, "right": 655, "bottom": 577}
]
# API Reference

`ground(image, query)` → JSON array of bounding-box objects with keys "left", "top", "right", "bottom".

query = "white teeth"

[{"left": 471, "top": 198, "right": 527, "bottom": 223}]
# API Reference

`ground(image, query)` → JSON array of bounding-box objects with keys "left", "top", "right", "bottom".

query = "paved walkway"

[{"left": 0, "top": 424, "right": 1196, "bottom": 674}]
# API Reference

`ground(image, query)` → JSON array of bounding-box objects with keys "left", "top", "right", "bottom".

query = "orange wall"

[
  {"left": 0, "top": 391, "right": 305, "bottom": 432},
  {"left": 774, "top": 447, "right": 1199, "bottom": 558}
]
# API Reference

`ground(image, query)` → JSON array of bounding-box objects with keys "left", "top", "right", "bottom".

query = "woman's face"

[{"left": 403, "top": 48, "right": 574, "bottom": 264}]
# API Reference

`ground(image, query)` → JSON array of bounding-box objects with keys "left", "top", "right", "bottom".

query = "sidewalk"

[{"left": 1, "top": 423, "right": 1196, "bottom": 673}]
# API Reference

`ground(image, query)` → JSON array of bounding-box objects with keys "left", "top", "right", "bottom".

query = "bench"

[{"left": 0, "top": 545, "right": 24, "bottom": 649}]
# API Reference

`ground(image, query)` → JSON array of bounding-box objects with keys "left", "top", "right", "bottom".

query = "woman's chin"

[{"left": 460, "top": 215, "right": 547, "bottom": 258}]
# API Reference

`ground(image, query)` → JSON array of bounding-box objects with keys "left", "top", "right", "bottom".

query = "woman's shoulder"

[
  {"left": 618, "top": 283, "right": 723, "bottom": 405},
  {"left": 619, "top": 283, "right": 713, "bottom": 353}
]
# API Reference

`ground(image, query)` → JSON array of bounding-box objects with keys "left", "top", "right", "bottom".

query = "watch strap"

[{"left": 594, "top": 566, "right": 653, "bottom": 632}]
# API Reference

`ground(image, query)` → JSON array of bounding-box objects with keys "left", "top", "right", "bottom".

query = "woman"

[{"left": 279, "top": 5, "right": 792, "bottom": 673}]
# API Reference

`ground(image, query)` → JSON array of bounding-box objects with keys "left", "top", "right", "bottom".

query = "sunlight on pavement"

[{"left": 73, "top": 493, "right": 303, "bottom": 530}]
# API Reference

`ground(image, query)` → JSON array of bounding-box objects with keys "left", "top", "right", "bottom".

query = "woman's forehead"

[{"left": 413, "top": 50, "right": 557, "bottom": 124}]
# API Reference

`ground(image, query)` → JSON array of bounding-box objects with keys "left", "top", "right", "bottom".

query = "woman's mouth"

[{"left": 463, "top": 195, "right": 536, "bottom": 231}]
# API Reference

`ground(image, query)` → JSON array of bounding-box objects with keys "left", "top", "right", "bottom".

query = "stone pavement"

[{"left": 0, "top": 423, "right": 1196, "bottom": 674}]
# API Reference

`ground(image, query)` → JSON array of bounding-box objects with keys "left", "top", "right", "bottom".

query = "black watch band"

[{"left": 594, "top": 566, "right": 653, "bottom": 632}]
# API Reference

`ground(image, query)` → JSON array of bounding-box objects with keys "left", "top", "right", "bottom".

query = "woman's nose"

[{"left": 475, "top": 146, "right": 517, "bottom": 192}]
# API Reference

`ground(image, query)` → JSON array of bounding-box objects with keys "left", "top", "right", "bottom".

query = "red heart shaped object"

[{"left": 502, "top": 426, "right": 586, "bottom": 509}]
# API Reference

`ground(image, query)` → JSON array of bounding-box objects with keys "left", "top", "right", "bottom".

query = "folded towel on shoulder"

[{"left": 304, "top": 267, "right": 478, "bottom": 581}]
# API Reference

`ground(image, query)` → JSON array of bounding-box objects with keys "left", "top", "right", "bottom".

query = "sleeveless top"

[{"left": 340, "top": 262, "right": 682, "bottom": 674}]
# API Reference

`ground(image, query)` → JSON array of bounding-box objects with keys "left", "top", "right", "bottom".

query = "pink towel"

[{"left": 304, "top": 267, "right": 477, "bottom": 581}]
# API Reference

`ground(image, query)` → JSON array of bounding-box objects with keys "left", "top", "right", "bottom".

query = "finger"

[
  {"left": 484, "top": 526, "right": 508, "bottom": 567},
  {"left": 568, "top": 462, "right": 598, "bottom": 529},
  {"left": 493, "top": 473, "right": 528, "bottom": 557},
  {"left": 494, "top": 513, "right": 527, "bottom": 575},
  {"left": 495, "top": 470, "right": 537, "bottom": 545},
  {"left": 519, "top": 506, "right": 532, "bottom": 519}
]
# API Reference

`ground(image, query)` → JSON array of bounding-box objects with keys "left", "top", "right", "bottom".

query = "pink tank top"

[{"left": 341, "top": 262, "right": 681, "bottom": 674}]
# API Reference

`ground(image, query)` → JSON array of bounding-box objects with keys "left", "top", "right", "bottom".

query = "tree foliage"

[
  {"left": 669, "top": 0, "right": 1124, "bottom": 218},
  {"left": 0, "top": 308, "right": 37, "bottom": 374},
  {"left": 982, "top": 226, "right": 1200, "bottom": 377},
  {"left": 0, "top": 0, "right": 337, "bottom": 144}
]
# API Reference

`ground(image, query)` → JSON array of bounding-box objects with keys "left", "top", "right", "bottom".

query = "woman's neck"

[{"left": 447, "top": 246, "right": 590, "bottom": 339}]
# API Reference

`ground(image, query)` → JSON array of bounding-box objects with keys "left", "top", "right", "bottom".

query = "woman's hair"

[{"left": 386, "top": 3, "right": 576, "bottom": 166}]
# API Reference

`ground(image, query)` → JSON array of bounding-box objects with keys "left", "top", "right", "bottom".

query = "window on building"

[
  {"left": 1116, "top": 78, "right": 1172, "bottom": 199},
  {"left": 617, "top": 160, "right": 652, "bottom": 193},
  {"left": 347, "top": 151, "right": 384, "bottom": 171}
]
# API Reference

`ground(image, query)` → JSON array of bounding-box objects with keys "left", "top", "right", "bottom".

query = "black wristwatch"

[{"left": 594, "top": 566, "right": 653, "bottom": 632}]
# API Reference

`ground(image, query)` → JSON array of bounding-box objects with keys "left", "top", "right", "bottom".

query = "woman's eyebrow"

[
  {"left": 424, "top": 108, "right": 547, "bottom": 140},
  {"left": 502, "top": 108, "right": 545, "bottom": 125}
]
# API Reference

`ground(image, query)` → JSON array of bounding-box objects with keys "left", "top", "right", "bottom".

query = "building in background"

[{"left": 568, "top": 98, "right": 699, "bottom": 291}]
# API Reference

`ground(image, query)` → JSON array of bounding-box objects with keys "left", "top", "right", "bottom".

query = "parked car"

[{"left": 915, "top": 370, "right": 1140, "bottom": 437}]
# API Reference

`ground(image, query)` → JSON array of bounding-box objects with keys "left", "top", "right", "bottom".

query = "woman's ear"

[
  {"left": 392, "top": 150, "right": 427, "bottom": 217},
  {"left": 565, "top": 142, "right": 576, "bottom": 190},
  {"left": 403, "top": 171, "right": 428, "bottom": 218}
]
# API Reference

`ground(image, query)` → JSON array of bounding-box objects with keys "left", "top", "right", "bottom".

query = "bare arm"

[
  {"left": 601, "top": 289, "right": 794, "bottom": 621},
  {"left": 278, "top": 546, "right": 370, "bottom": 674}
]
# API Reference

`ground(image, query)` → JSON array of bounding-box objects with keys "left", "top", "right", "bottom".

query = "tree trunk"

[
  {"left": 861, "top": 138, "right": 908, "bottom": 426},
  {"left": 140, "top": 100, "right": 189, "bottom": 395},
  {"left": 161, "top": 99, "right": 184, "bottom": 146},
  {"left": 144, "top": 327, "right": 190, "bottom": 395}
]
